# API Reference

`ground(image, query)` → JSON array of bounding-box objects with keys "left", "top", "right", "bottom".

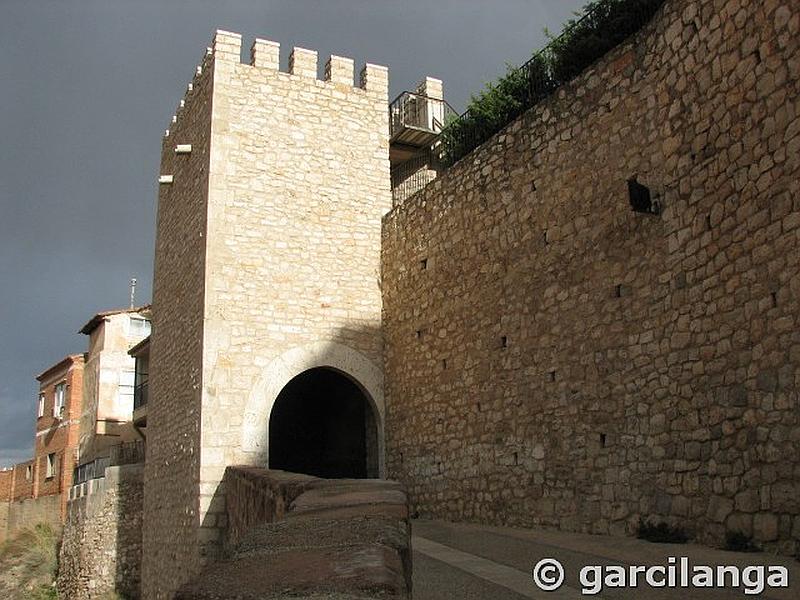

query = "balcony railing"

[
  {"left": 110, "top": 440, "right": 146, "bottom": 466},
  {"left": 133, "top": 381, "right": 148, "bottom": 410},
  {"left": 391, "top": 152, "right": 438, "bottom": 206},
  {"left": 389, "top": 91, "right": 457, "bottom": 147},
  {"left": 73, "top": 456, "right": 110, "bottom": 486}
]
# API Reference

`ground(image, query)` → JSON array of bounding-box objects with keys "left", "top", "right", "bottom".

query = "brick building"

[
  {"left": 0, "top": 468, "right": 12, "bottom": 500},
  {"left": 0, "top": 355, "right": 86, "bottom": 538},
  {"left": 10, "top": 459, "right": 35, "bottom": 502},
  {"left": 33, "top": 354, "right": 85, "bottom": 520},
  {"left": 0, "top": 468, "right": 11, "bottom": 541}
]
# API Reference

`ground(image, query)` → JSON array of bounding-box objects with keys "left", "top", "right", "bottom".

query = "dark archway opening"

[{"left": 268, "top": 367, "right": 379, "bottom": 479}]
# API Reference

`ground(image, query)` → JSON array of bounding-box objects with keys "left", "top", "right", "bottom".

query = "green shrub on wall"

[{"left": 438, "top": 0, "right": 666, "bottom": 167}]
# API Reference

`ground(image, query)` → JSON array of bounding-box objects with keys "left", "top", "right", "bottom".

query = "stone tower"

[{"left": 143, "top": 30, "right": 392, "bottom": 599}]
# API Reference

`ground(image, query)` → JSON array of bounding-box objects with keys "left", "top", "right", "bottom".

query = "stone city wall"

[
  {"left": 382, "top": 0, "right": 800, "bottom": 554},
  {"left": 143, "top": 39, "right": 214, "bottom": 600},
  {"left": 0, "top": 503, "right": 7, "bottom": 544},
  {"left": 58, "top": 464, "right": 144, "bottom": 600},
  {"left": 0, "top": 502, "right": 8, "bottom": 544}
]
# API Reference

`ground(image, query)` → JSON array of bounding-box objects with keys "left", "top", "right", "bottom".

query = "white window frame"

[
  {"left": 25, "top": 465, "right": 32, "bottom": 481},
  {"left": 46, "top": 453, "right": 56, "bottom": 479},
  {"left": 53, "top": 382, "right": 66, "bottom": 418},
  {"left": 129, "top": 315, "right": 151, "bottom": 338},
  {"left": 37, "top": 393, "right": 45, "bottom": 418},
  {"left": 118, "top": 369, "right": 136, "bottom": 409}
]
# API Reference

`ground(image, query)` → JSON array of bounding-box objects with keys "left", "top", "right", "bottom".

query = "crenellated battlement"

[
  {"left": 164, "top": 46, "right": 214, "bottom": 139},
  {"left": 164, "top": 29, "right": 389, "bottom": 140},
  {"left": 210, "top": 29, "right": 388, "bottom": 95}
]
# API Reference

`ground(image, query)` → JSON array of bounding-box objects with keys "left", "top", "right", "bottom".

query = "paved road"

[{"left": 411, "top": 519, "right": 799, "bottom": 600}]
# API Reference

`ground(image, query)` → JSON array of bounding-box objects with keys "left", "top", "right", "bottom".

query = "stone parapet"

[{"left": 176, "top": 467, "right": 411, "bottom": 600}]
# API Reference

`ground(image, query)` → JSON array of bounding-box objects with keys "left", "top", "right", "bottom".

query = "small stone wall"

[
  {"left": 57, "top": 464, "right": 144, "bottom": 600},
  {"left": 177, "top": 467, "right": 411, "bottom": 599},
  {"left": 6, "top": 495, "right": 61, "bottom": 536},
  {"left": 223, "top": 467, "right": 319, "bottom": 553}
]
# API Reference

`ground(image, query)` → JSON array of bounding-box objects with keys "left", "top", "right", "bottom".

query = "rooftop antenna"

[{"left": 130, "top": 278, "right": 137, "bottom": 309}]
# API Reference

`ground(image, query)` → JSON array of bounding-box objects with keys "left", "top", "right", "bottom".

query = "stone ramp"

[{"left": 176, "top": 468, "right": 411, "bottom": 600}]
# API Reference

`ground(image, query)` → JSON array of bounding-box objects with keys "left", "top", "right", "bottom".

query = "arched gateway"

[
  {"left": 241, "top": 342, "right": 386, "bottom": 478},
  {"left": 269, "top": 367, "right": 380, "bottom": 478}
]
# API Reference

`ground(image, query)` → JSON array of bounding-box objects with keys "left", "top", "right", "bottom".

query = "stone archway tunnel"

[{"left": 268, "top": 367, "right": 380, "bottom": 479}]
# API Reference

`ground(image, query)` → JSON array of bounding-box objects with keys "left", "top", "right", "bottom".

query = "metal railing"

[
  {"left": 391, "top": 152, "right": 439, "bottom": 205},
  {"left": 73, "top": 456, "right": 111, "bottom": 486},
  {"left": 436, "top": 0, "right": 666, "bottom": 168},
  {"left": 110, "top": 440, "right": 146, "bottom": 466},
  {"left": 133, "top": 381, "right": 148, "bottom": 410},
  {"left": 72, "top": 440, "right": 146, "bottom": 487},
  {"left": 389, "top": 91, "right": 457, "bottom": 140}
]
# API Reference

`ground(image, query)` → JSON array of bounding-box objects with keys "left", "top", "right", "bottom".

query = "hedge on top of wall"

[{"left": 438, "top": 0, "right": 667, "bottom": 168}]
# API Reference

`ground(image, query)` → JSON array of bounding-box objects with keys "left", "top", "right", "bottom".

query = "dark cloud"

[{"left": 0, "top": 0, "right": 584, "bottom": 467}]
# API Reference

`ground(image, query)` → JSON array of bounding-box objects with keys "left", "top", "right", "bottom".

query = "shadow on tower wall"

[{"left": 194, "top": 321, "right": 389, "bottom": 565}]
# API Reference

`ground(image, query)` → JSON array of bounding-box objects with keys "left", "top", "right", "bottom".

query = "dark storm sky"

[{"left": 0, "top": 0, "right": 585, "bottom": 467}]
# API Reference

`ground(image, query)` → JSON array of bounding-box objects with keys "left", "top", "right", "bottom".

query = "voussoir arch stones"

[{"left": 240, "top": 341, "right": 385, "bottom": 476}]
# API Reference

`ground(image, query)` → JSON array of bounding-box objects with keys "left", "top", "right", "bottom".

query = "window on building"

[
  {"left": 25, "top": 465, "right": 32, "bottom": 481},
  {"left": 129, "top": 316, "right": 151, "bottom": 338},
  {"left": 134, "top": 354, "right": 149, "bottom": 410},
  {"left": 45, "top": 453, "right": 57, "bottom": 479},
  {"left": 37, "top": 393, "right": 45, "bottom": 418},
  {"left": 119, "top": 369, "right": 135, "bottom": 409},
  {"left": 53, "top": 382, "right": 66, "bottom": 417}
]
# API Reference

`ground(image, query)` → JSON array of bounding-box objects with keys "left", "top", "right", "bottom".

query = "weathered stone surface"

[
  {"left": 144, "top": 30, "right": 392, "bottom": 600},
  {"left": 223, "top": 467, "right": 319, "bottom": 553},
  {"left": 176, "top": 546, "right": 407, "bottom": 600},
  {"left": 753, "top": 513, "right": 779, "bottom": 543},
  {"left": 707, "top": 497, "right": 734, "bottom": 523},
  {"left": 381, "top": 0, "right": 800, "bottom": 557},
  {"left": 57, "top": 465, "right": 143, "bottom": 600},
  {"left": 177, "top": 468, "right": 411, "bottom": 600}
]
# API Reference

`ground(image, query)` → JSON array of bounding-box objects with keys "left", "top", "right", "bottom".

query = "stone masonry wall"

[
  {"left": 6, "top": 495, "right": 61, "bottom": 535},
  {"left": 145, "top": 30, "right": 392, "bottom": 598},
  {"left": 58, "top": 464, "right": 144, "bottom": 600},
  {"left": 177, "top": 468, "right": 411, "bottom": 599},
  {"left": 143, "top": 45, "right": 214, "bottom": 600},
  {"left": 198, "top": 31, "right": 391, "bottom": 557},
  {"left": 0, "top": 469, "right": 11, "bottom": 542},
  {"left": 382, "top": 0, "right": 800, "bottom": 554}
]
